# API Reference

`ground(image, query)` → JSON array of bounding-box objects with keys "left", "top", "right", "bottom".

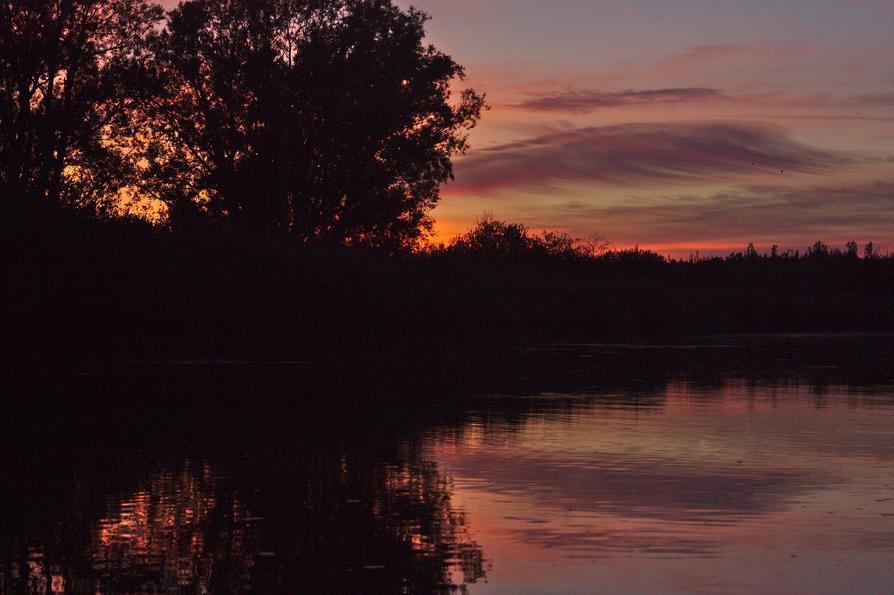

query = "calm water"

[{"left": 2, "top": 336, "right": 894, "bottom": 593}]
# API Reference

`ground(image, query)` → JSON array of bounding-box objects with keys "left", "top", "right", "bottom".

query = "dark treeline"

[
  {"left": 5, "top": 212, "right": 894, "bottom": 363},
  {"left": 2, "top": 1, "right": 893, "bottom": 364}
]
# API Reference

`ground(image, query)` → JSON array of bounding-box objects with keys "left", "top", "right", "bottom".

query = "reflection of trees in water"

[
  {"left": 90, "top": 463, "right": 253, "bottom": 593},
  {"left": 3, "top": 447, "right": 485, "bottom": 594},
  {"left": 252, "top": 444, "right": 487, "bottom": 594},
  {"left": 379, "top": 456, "right": 487, "bottom": 592},
  {"left": 4, "top": 463, "right": 254, "bottom": 593},
  {"left": 498, "top": 337, "right": 894, "bottom": 409}
]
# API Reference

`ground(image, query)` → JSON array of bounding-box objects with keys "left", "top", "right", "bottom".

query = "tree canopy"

[
  {"left": 1, "top": 0, "right": 485, "bottom": 247},
  {"left": 0, "top": 0, "right": 163, "bottom": 218},
  {"left": 0, "top": 0, "right": 484, "bottom": 247}
]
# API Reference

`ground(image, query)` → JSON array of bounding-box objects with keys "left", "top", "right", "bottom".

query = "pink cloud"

[
  {"left": 483, "top": 179, "right": 894, "bottom": 252},
  {"left": 513, "top": 87, "right": 725, "bottom": 113},
  {"left": 450, "top": 121, "right": 848, "bottom": 193},
  {"left": 652, "top": 44, "right": 810, "bottom": 79}
]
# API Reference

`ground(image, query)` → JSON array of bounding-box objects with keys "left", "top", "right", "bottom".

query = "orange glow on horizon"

[{"left": 429, "top": 218, "right": 890, "bottom": 258}]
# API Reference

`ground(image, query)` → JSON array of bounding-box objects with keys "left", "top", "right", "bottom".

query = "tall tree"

[
  {"left": 0, "top": 0, "right": 163, "bottom": 217},
  {"left": 141, "top": 0, "right": 485, "bottom": 248}
]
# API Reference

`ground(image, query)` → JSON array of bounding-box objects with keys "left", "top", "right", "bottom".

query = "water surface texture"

[{"left": 3, "top": 336, "right": 894, "bottom": 593}]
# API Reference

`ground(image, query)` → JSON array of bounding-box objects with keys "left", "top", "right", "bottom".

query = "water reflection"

[
  {"left": 2, "top": 451, "right": 485, "bottom": 593},
  {"left": 427, "top": 354, "right": 894, "bottom": 592},
  {"left": 1, "top": 366, "right": 491, "bottom": 593},
  {"left": 87, "top": 463, "right": 251, "bottom": 592},
  {"left": 2, "top": 336, "right": 894, "bottom": 593}
]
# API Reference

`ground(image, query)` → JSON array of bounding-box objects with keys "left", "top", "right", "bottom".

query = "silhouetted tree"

[
  {"left": 807, "top": 240, "right": 829, "bottom": 261},
  {"left": 138, "top": 0, "right": 485, "bottom": 248},
  {"left": 745, "top": 242, "right": 758, "bottom": 259},
  {"left": 448, "top": 215, "right": 537, "bottom": 256},
  {"left": 0, "top": 0, "right": 163, "bottom": 218},
  {"left": 864, "top": 241, "right": 878, "bottom": 260},
  {"left": 539, "top": 231, "right": 610, "bottom": 259},
  {"left": 445, "top": 215, "right": 609, "bottom": 260}
]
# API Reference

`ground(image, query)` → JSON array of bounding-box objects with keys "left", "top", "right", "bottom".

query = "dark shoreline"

[{"left": 5, "top": 218, "right": 894, "bottom": 368}]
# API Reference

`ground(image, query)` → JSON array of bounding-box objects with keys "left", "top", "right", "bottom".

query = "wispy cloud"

[
  {"left": 651, "top": 43, "right": 810, "bottom": 79},
  {"left": 508, "top": 85, "right": 894, "bottom": 115},
  {"left": 848, "top": 92, "right": 894, "bottom": 107},
  {"left": 451, "top": 122, "right": 848, "bottom": 193},
  {"left": 518, "top": 180, "right": 894, "bottom": 248},
  {"left": 514, "top": 87, "right": 725, "bottom": 113}
]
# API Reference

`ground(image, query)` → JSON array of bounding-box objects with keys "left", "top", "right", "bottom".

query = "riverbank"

[{"left": 4, "top": 216, "right": 893, "bottom": 365}]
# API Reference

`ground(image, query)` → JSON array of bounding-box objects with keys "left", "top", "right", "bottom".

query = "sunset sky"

[
  {"left": 408, "top": 0, "right": 894, "bottom": 255},
  {"left": 162, "top": 1, "right": 894, "bottom": 255}
]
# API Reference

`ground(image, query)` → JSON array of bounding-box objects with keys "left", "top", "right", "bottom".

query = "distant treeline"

[
  {"left": 428, "top": 215, "right": 888, "bottom": 263},
  {"left": 4, "top": 213, "right": 893, "bottom": 364}
]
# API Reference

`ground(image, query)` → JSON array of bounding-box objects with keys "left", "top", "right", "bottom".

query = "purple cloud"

[
  {"left": 848, "top": 92, "right": 894, "bottom": 107},
  {"left": 513, "top": 180, "right": 894, "bottom": 247},
  {"left": 515, "top": 87, "right": 725, "bottom": 112},
  {"left": 451, "top": 122, "right": 848, "bottom": 193}
]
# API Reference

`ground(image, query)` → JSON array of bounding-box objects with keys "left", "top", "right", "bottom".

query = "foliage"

[
  {"left": 134, "top": 0, "right": 484, "bottom": 248},
  {"left": 0, "top": 0, "right": 163, "bottom": 216},
  {"left": 444, "top": 215, "right": 610, "bottom": 259},
  {"left": 1, "top": 0, "right": 484, "bottom": 248}
]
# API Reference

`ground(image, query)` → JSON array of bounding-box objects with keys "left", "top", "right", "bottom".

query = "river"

[{"left": 2, "top": 335, "right": 893, "bottom": 593}]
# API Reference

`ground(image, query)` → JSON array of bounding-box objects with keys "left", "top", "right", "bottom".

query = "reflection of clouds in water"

[
  {"left": 429, "top": 367, "right": 894, "bottom": 564},
  {"left": 501, "top": 525, "right": 719, "bottom": 558},
  {"left": 441, "top": 448, "right": 816, "bottom": 520}
]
